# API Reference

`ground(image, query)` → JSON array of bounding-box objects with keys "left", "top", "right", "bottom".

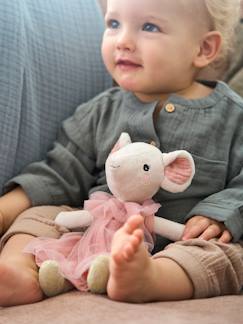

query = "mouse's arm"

[
  {"left": 153, "top": 215, "right": 185, "bottom": 241},
  {"left": 55, "top": 210, "right": 93, "bottom": 229},
  {"left": 55, "top": 210, "right": 185, "bottom": 241}
]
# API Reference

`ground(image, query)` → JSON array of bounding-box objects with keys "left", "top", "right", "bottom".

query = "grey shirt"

[{"left": 7, "top": 81, "right": 243, "bottom": 243}]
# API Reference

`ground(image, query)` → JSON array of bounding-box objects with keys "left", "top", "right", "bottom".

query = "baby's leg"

[
  {"left": 0, "top": 205, "right": 74, "bottom": 248},
  {"left": 0, "top": 233, "right": 43, "bottom": 306},
  {"left": 107, "top": 215, "right": 193, "bottom": 303},
  {"left": 0, "top": 205, "right": 74, "bottom": 306},
  {"left": 153, "top": 238, "right": 243, "bottom": 298}
]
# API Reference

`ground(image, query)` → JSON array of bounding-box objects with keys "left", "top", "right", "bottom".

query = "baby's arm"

[
  {"left": 0, "top": 186, "right": 31, "bottom": 235},
  {"left": 182, "top": 215, "right": 232, "bottom": 243}
]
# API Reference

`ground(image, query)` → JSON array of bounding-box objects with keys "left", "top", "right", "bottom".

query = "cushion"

[
  {"left": 1, "top": 291, "right": 243, "bottom": 324},
  {"left": 0, "top": 0, "right": 112, "bottom": 194}
]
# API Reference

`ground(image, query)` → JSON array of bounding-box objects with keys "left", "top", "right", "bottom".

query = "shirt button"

[{"left": 165, "top": 103, "right": 175, "bottom": 113}]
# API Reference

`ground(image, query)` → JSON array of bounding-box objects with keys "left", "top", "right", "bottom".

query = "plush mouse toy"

[{"left": 29, "top": 133, "right": 195, "bottom": 297}]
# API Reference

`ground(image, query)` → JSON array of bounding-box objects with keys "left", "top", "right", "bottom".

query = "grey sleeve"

[
  {"left": 186, "top": 123, "right": 243, "bottom": 242},
  {"left": 5, "top": 102, "right": 99, "bottom": 207}
]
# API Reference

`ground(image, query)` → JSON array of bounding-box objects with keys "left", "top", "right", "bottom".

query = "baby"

[{"left": 0, "top": 0, "right": 242, "bottom": 305}]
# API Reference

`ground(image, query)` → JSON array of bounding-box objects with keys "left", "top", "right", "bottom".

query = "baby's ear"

[
  {"left": 161, "top": 151, "right": 195, "bottom": 193},
  {"left": 111, "top": 132, "right": 132, "bottom": 153},
  {"left": 193, "top": 31, "right": 222, "bottom": 68}
]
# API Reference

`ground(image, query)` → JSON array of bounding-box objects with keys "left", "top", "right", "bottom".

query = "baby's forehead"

[
  {"left": 161, "top": 0, "right": 210, "bottom": 32},
  {"left": 106, "top": 0, "right": 207, "bottom": 20},
  {"left": 169, "top": 0, "right": 208, "bottom": 19},
  {"left": 106, "top": 0, "right": 210, "bottom": 35}
]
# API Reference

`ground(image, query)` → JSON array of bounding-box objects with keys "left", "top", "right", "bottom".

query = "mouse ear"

[
  {"left": 111, "top": 132, "right": 132, "bottom": 153},
  {"left": 161, "top": 150, "right": 195, "bottom": 193}
]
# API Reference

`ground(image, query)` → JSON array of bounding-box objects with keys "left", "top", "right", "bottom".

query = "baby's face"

[{"left": 102, "top": 0, "right": 209, "bottom": 102}]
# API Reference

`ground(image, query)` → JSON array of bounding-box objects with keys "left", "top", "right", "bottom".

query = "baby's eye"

[
  {"left": 106, "top": 19, "right": 120, "bottom": 29},
  {"left": 143, "top": 164, "right": 150, "bottom": 172},
  {"left": 142, "top": 23, "right": 160, "bottom": 33}
]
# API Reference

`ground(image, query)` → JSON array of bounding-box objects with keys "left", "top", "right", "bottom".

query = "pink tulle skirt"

[{"left": 24, "top": 192, "right": 160, "bottom": 291}]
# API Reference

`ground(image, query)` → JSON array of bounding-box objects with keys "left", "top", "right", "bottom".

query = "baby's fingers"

[
  {"left": 199, "top": 224, "right": 222, "bottom": 241},
  {"left": 218, "top": 230, "right": 232, "bottom": 243},
  {"left": 182, "top": 217, "right": 209, "bottom": 240}
]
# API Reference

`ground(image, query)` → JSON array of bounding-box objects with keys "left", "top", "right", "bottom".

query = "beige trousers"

[{"left": 1, "top": 205, "right": 243, "bottom": 298}]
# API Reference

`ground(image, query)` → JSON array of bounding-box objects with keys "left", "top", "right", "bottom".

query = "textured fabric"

[
  {"left": 0, "top": 0, "right": 112, "bottom": 194},
  {"left": 6, "top": 81, "right": 243, "bottom": 245},
  {"left": 0, "top": 292, "right": 242, "bottom": 324},
  {"left": 153, "top": 239, "right": 243, "bottom": 298},
  {"left": 0, "top": 205, "right": 72, "bottom": 249},
  {"left": 24, "top": 192, "right": 157, "bottom": 291}
]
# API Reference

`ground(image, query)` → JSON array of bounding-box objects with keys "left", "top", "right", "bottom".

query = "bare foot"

[
  {"left": 107, "top": 215, "right": 194, "bottom": 303},
  {"left": 0, "top": 260, "right": 43, "bottom": 306},
  {"left": 107, "top": 214, "right": 157, "bottom": 302}
]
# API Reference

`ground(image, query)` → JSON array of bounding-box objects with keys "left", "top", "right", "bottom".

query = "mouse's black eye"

[{"left": 143, "top": 164, "right": 150, "bottom": 171}]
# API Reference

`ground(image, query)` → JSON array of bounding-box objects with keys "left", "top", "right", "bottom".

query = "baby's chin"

[
  {"left": 114, "top": 78, "right": 159, "bottom": 102},
  {"left": 116, "top": 81, "right": 145, "bottom": 96},
  {"left": 115, "top": 79, "right": 138, "bottom": 91}
]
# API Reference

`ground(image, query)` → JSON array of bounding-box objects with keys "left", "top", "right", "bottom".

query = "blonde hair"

[{"left": 204, "top": 0, "right": 241, "bottom": 64}]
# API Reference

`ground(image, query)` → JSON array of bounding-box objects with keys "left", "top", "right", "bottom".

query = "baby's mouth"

[{"left": 116, "top": 59, "right": 142, "bottom": 69}]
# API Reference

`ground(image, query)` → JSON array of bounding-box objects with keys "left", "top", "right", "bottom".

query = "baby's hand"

[{"left": 182, "top": 215, "right": 232, "bottom": 243}]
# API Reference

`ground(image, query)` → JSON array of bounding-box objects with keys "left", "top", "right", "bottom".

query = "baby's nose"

[{"left": 116, "top": 29, "right": 136, "bottom": 52}]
